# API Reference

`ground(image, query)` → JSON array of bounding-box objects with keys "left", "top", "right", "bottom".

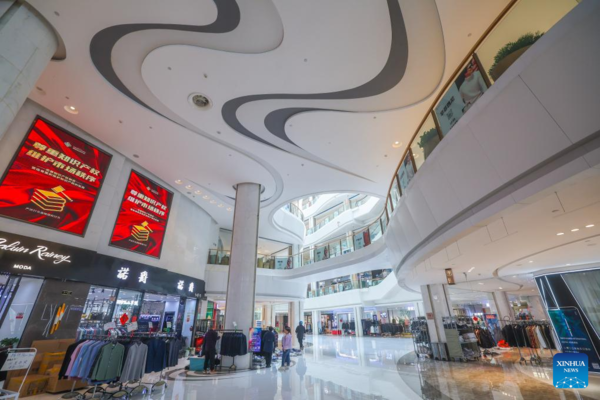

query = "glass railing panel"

[
  {"left": 434, "top": 57, "right": 490, "bottom": 136},
  {"left": 477, "top": 0, "right": 577, "bottom": 84},
  {"left": 353, "top": 229, "right": 372, "bottom": 250},
  {"left": 381, "top": 213, "right": 388, "bottom": 233},
  {"left": 411, "top": 114, "right": 441, "bottom": 170},
  {"left": 390, "top": 179, "right": 401, "bottom": 208},
  {"left": 386, "top": 197, "right": 393, "bottom": 217},
  {"left": 398, "top": 153, "right": 415, "bottom": 191},
  {"left": 369, "top": 222, "right": 382, "bottom": 242}
]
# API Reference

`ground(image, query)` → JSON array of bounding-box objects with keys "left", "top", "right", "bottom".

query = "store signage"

[
  {"left": 116, "top": 299, "right": 139, "bottom": 306},
  {"left": 109, "top": 170, "right": 173, "bottom": 258},
  {"left": 0, "top": 117, "right": 111, "bottom": 236},
  {"left": 0, "top": 230, "right": 205, "bottom": 298},
  {"left": 445, "top": 268, "right": 456, "bottom": 285},
  {"left": 1, "top": 352, "right": 35, "bottom": 371},
  {"left": 0, "top": 238, "right": 72, "bottom": 264}
]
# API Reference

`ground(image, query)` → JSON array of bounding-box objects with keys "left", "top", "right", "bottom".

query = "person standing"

[
  {"left": 202, "top": 324, "right": 219, "bottom": 374},
  {"left": 263, "top": 326, "right": 276, "bottom": 368},
  {"left": 295, "top": 321, "right": 306, "bottom": 350},
  {"left": 279, "top": 327, "right": 292, "bottom": 371}
]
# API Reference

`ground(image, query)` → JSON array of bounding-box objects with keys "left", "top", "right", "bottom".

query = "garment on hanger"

[
  {"left": 120, "top": 342, "right": 148, "bottom": 382},
  {"left": 220, "top": 332, "right": 248, "bottom": 357}
]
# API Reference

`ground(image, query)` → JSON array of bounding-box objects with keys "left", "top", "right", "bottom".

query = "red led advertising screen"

[
  {"left": 0, "top": 117, "right": 112, "bottom": 236},
  {"left": 109, "top": 170, "right": 173, "bottom": 258}
]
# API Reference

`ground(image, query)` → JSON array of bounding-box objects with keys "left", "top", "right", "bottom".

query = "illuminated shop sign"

[
  {"left": 110, "top": 170, "right": 173, "bottom": 258},
  {"left": 0, "top": 117, "right": 112, "bottom": 236},
  {"left": 0, "top": 231, "right": 204, "bottom": 298}
]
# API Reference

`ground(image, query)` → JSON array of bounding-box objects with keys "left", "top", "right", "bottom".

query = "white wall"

[{"left": 0, "top": 100, "right": 219, "bottom": 280}]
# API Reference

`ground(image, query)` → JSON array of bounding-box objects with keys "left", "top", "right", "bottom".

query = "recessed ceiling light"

[
  {"left": 194, "top": 190, "right": 202, "bottom": 195},
  {"left": 218, "top": 204, "right": 224, "bottom": 208},
  {"left": 226, "top": 207, "right": 232, "bottom": 212},
  {"left": 566, "top": 264, "right": 571, "bottom": 266},
  {"left": 556, "top": 232, "right": 564, "bottom": 236},
  {"left": 392, "top": 142, "right": 403, "bottom": 148},
  {"left": 571, "top": 228, "right": 579, "bottom": 232},
  {"left": 478, "top": 282, "right": 484, "bottom": 285},
  {"left": 499, "top": 287, "right": 503, "bottom": 290},
  {"left": 210, "top": 200, "right": 217, "bottom": 204},
  {"left": 64, "top": 105, "right": 79, "bottom": 114},
  {"left": 586, "top": 224, "right": 595, "bottom": 228},
  {"left": 175, "top": 180, "right": 183, "bottom": 185},
  {"left": 202, "top": 195, "right": 209, "bottom": 200},
  {"left": 467, "top": 267, "right": 475, "bottom": 273},
  {"left": 529, "top": 260, "right": 533, "bottom": 263},
  {"left": 185, "top": 185, "right": 193, "bottom": 190}
]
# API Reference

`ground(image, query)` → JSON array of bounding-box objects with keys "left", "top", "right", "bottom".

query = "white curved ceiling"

[{"left": 25, "top": 0, "right": 510, "bottom": 242}]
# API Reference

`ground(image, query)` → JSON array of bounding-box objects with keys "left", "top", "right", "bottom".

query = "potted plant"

[
  {"left": 1, "top": 338, "right": 19, "bottom": 348},
  {"left": 417, "top": 128, "right": 440, "bottom": 160},
  {"left": 489, "top": 31, "right": 544, "bottom": 80}
]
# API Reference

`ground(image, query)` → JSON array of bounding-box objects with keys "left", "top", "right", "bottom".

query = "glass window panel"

[
  {"left": 477, "top": 0, "right": 578, "bottom": 83},
  {"left": 398, "top": 154, "right": 415, "bottom": 191},
  {"left": 563, "top": 269, "right": 600, "bottom": 334},
  {"left": 411, "top": 114, "right": 441, "bottom": 170},
  {"left": 380, "top": 213, "right": 388, "bottom": 233},
  {"left": 386, "top": 197, "right": 393, "bottom": 217}
]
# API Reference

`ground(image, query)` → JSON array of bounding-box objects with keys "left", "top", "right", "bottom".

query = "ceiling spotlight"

[
  {"left": 226, "top": 207, "right": 233, "bottom": 212},
  {"left": 467, "top": 267, "right": 475, "bottom": 273},
  {"left": 392, "top": 141, "right": 403, "bottom": 148},
  {"left": 64, "top": 105, "right": 79, "bottom": 114},
  {"left": 202, "top": 195, "right": 209, "bottom": 200},
  {"left": 185, "top": 185, "right": 192, "bottom": 190},
  {"left": 586, "top": 224, "right": 595, "bottom": 228},
  {"left": 571, "top": 228, "right": 579, "bottom": 232},
  {"left": 478, "top": 282, "right": 484, "bottom": 285},
  {"left": 218, "top": 204, "right": 224, "bottom": 208},
  {"left": 499, "top": 287, "right": 503, "bottom": 290},
  {"left": 175, "top": 180, "right": 183, "bottom": 185},
  {"left": 189, "top": 93, "right": 212, "bottom": 109},
  {"left": 195, "top": 190, "right": 202, "bottom": 195},
  {"left": 210, "top": 200, "right": 217, "bottom": 204},
  {"left": 528, "top": 260, "right": 533, "bottom": 263},
  {"left": 556, "top": 232, "right": 564, "bottom": 236}
]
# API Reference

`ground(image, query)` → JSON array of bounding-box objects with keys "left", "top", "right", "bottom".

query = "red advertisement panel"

[
  {"left": 110, "top": 170, "right": 173, "bottom": 258},
  {"left": 0, "top": 117, "right": 112, "bottom": 235}
]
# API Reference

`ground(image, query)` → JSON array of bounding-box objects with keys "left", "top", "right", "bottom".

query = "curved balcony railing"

[
  {"left": 282, "top": 202, "right": 304, "bottom": 221},
  {"left": 306, "top": 195, "right": 374, "bottom": 235},
  {"left": 208, "top": 0, "right": 576, "bottom": 271},
  {"left": 307, "top": 269, "right": 392, "bottom": 298}
]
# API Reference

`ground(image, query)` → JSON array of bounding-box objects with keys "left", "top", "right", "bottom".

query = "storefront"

[{"left": 0, "top": 230, "right": 205, "bottom": 348}]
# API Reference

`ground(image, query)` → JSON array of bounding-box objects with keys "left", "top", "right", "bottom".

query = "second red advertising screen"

[{"left": 110, "top": 170, "right": 173, "bottom": 258}]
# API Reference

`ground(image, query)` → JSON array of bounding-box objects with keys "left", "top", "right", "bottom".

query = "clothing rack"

[
  {"left": 218, "top": 329, "right": 243, "bottom": 372},
  {"left": 500, "top": 319, "right": 556, "bottom": 366}
]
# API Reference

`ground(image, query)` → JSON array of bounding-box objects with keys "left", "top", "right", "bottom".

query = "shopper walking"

[
  {"left": 295, "top": 321, "right": 306, "bottom": 350},
  {"left": 202, "top": 324, "right": 219, "bottom": 374},
  {"left": 263, "top": 326, "right": 276, "bottom": 368},
  {"left": 279, "top": 327, "right": 292, "bottom": 371}
]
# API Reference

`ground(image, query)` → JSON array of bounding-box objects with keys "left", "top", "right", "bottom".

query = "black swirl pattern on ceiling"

[{"left": 222, "top": 0, "right": 408, "bottom": 151}]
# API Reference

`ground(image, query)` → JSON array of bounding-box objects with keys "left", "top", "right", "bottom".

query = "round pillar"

[
  {"left": 224, "top": 182, "right": 261, "bottom": 370},
  {"left": 0, "top": 2, "right": 58, "bottom": 139}
]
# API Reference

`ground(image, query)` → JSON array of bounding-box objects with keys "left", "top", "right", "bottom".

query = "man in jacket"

[
  {"left": 262, "top": 326, "right": 276, "bottom": 368},
  {"left": 295, "top": 321, "right": 306, "bottom": 350},
  {"left": 202, "top": 324, "right": 219, "bottom": 374}
]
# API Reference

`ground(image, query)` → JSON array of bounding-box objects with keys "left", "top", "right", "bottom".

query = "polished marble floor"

[{"left": 31, "top": 335, "right": 600, "bottom": 399}]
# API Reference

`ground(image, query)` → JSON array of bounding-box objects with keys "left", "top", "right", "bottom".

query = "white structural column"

[
  {"left": 492, "top": 291, "right": 515, "bottom": 321},
  {"left": 526, "top": 295, "right": 547, "bottom": 320},
  {"left": 224, "top": 183, "right": 261, "bottom": 370},
  {"left": 421, "top": 284, "right": 452, "bottom": 344},
  {"left": 353, "top": 306, "right": 364, "bottom": 336},
  {"left": 0, "top": 1, "right": 58, "bottom": 140},
  {"left": 311, "top": 310, "right": 319, "bottom": 335},
  {"left": 289, "top": 300, "right": 303, "bottom": 347}
]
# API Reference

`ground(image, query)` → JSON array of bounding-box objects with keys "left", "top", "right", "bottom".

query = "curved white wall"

[
  {"left": 383, "top": 1, "right": 600, "bottom": 289},
  {"left": 0, "top": 100, "right": 219, "bottom": 280},
  {"left": 271, "top": 207, "right": 305, "bottom": 244}
]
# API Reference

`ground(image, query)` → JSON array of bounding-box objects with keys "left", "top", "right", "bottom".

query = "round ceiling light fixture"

[
  {"left": 188, "top": 93, "right": 212, "bottom": 110},
  {"left": 392, "top": 141, "right": 403, "bottom": 148},
  {"left": 64, "top": 105, "right": 79, "bottom": 114},
  {"left": 175, "top": 179, "right": 183, "bottom": 185}
]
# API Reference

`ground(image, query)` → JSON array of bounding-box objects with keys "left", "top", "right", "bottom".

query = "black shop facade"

[{"left": 0, "top": 230, "right": 205, "bottom": 349}]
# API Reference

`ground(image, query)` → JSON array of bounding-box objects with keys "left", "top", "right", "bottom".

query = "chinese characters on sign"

[
  {"left": 177, "top": 280, "right": 184, "bottom": 291},
  {"left": 117, "top": 267, "right": 129, "bottom": 280},
  {"left": 139, "top": 271, "right": 148, "bottom": 284},
  {"left": 109, "top": 171, "right": 173, "bottom": 258},
  {"left": 0, "top": 117, "right": 111, "bottom": 235}
]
